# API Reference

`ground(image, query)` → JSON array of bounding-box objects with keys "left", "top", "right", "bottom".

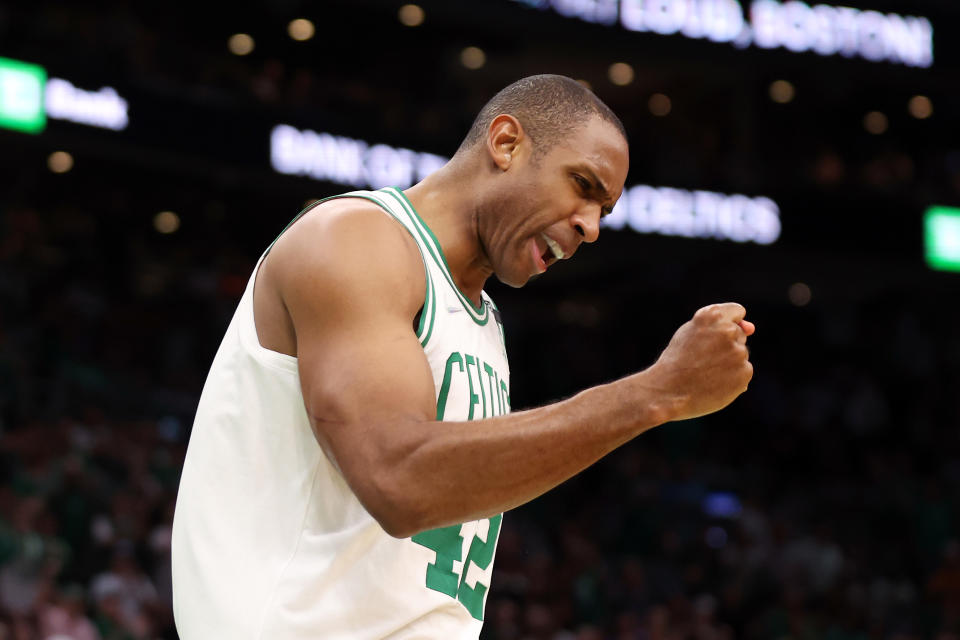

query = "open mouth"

[
  {"left": 530, "top": 233, "right": 565, "bottom": 275},
  {"left": 540, "top": 233, "right": 564, "bottom": 264}
]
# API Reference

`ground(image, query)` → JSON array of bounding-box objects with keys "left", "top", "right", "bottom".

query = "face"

[{"left": 480, "top": 116, "right": 630, "bottom": 288}]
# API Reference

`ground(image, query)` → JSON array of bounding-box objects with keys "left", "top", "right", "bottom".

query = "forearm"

[
  {"left": 312, "top": 305, "right": 753, "bottom": 538},
  {"left": 341, "top": 367, "right": 678, "bottom": 537}
]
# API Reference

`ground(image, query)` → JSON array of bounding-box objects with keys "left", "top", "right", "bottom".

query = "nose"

[{"left": 571, "top": 204, "right": 601, "bottom": 244}]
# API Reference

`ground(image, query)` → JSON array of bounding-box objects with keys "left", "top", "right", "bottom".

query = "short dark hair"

[{"left": 456, "top": 74, "right": 627, "bottom": 159}]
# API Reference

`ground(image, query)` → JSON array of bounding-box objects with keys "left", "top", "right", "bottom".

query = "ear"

[{"left": 486, "top": 114, "right": 525, "bottom": 171}]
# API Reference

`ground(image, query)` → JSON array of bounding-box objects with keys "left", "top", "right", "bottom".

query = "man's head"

[
  {"left": 459, "top": 75, "right": 630, "bottom": 288},
  {"left": 456, "top": 74, "right": 627, "bottom": 161}
]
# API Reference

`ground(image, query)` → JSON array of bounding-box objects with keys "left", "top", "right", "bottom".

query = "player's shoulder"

[
  {"left": 272, "top": 197, "right": 419, "bottom": 267},
  {"left": 267, "top": 196, "right": 425, "bottom": 309},
  {"left": 282, "top": 196, "right": 411, "bottom": 245}
]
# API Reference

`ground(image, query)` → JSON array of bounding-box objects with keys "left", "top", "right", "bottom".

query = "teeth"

[{"left": 541, "top": 234, "right": 564, "bottom": 260}]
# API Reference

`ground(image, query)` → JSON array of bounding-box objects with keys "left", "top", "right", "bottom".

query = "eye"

[{"left": 572, "top": 174, "right": 591, "bottom": 190}]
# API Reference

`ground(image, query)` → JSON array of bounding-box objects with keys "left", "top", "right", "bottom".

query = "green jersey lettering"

[
  {"left": 436, "top": 352, "right": 464, "bottom": 420},
  {"left": 413, "top": 515, "right": 503, "bottom": 621},
  {"left": 463, "top": 355, "right": 481, "bottom": 420},
  {"left": 457, "top": 514, "right": 503, "bottom": 619},
  {"left": 473, "top": 354, "right": 488, "bottom": 418},
  {"left": 483, "top": 363, "right": 499, "bottom": 417},
  {"left": 411, "top": 525, "right": 463, "bottom": 598}
]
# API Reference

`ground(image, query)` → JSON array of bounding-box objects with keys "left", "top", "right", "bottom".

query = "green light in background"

[
  {"left": 0, "top": 57, "right": 46, "bottom": 134},
  {"left": 925, "top": 206, "right": 960, "bottom": 272}
]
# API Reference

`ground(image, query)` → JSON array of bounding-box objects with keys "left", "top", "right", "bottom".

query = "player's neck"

[{"left": 402, "top": 162, "right": 493, "bottom": 307}]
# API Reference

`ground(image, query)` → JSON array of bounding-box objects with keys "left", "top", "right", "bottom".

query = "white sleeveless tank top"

[{"left": 171, "top": 187, "right": 510, "bottom": 639}]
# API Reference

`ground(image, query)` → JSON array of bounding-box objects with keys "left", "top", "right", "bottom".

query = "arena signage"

[
  {"left": 511, "top": 0, "right": 933, "bottom": 68},
  {"left": 0, "top": 57, "right": 130, "bottom": 134},
  {"left": 602, "top": 183, "right": 781, "bottom": 245},
  {"left": 270, "top": 124, "right": 780, "bottom": 246},
  {"left": 924, "top": 206, "right": 960, "bottom": 273},
  {"left": 270, "top": 124, "right": 447, "bottom": 189},
  {"left": 0, "top": 57, "right": 46, "bottom": 133},
  {"left": 45, "top": 78, "right": 129, "bottom": 131}
]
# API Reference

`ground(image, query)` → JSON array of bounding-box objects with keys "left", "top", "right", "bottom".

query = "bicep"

[
  {"left": 296, "top": 309, "right": 437, "bottom": 463},
  {"left": 274, "top": 205, "right": 436, "bottom": 470}
]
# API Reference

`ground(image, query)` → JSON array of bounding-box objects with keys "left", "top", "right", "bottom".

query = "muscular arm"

[{"left": 267, "top": 201, "right": 753, "bottom": 538}]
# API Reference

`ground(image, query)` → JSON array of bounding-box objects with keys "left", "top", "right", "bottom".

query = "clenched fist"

[{"left": 650, "top": 303, "right": 755, "bottom": 421}]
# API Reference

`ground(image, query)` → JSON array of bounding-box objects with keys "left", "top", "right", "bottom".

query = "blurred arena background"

[{"left": 1, "top": 0, "right": 959, "bottom": 638}]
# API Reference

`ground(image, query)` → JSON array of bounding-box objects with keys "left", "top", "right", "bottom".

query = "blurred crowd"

[
  {"left": 0, "top": 178, "right": 252, "bottom": 639},
  {"left": 2, "top": 173, "right": 959, "bottom": 640},
  {"left": 484, "top": 270, "right": 960, "bottom": 640},
  {"left": 0, "top": 195, "right": 214, "bottom": 639}
]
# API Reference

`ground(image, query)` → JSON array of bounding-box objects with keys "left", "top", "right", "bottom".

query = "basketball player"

[{"left": 171, "top": 75, "right": 754, "bottom": 639}]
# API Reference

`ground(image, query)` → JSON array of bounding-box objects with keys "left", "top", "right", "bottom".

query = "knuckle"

[
  {"left": 731, "top": 302, "right": 746, "bottom": 314},
  {"left": 697, "top": 309, "right": 720, "bottom": 325}
]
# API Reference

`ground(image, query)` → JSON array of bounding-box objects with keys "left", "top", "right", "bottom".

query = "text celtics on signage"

[{"left": 270, "top": 124, "right": 782, "bottom": 246}]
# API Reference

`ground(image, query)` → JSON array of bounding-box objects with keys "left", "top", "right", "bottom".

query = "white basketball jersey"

[{"left": 171, "top": 187, "right": 511, "bottom": 640}]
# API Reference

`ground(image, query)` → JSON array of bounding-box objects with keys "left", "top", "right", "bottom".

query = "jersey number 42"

[{"left": 411, "top": 515, "right": 502, "bottom": 621}]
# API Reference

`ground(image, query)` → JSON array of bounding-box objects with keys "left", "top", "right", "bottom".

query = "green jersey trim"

[
  {"left": 266, "top": 192, "right": 437, "bottom": 346},
  {"left": 381, "top": 187, "right": 490, "bottom": 327}
]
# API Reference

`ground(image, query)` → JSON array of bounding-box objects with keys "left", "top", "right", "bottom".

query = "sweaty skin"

[{"left": 253, "top": 115, "right": 754, "bottom": 538}]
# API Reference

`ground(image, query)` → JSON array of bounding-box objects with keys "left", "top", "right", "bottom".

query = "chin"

[{"left": 494, "top": 271, "right": 531, "bottom": 288}]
